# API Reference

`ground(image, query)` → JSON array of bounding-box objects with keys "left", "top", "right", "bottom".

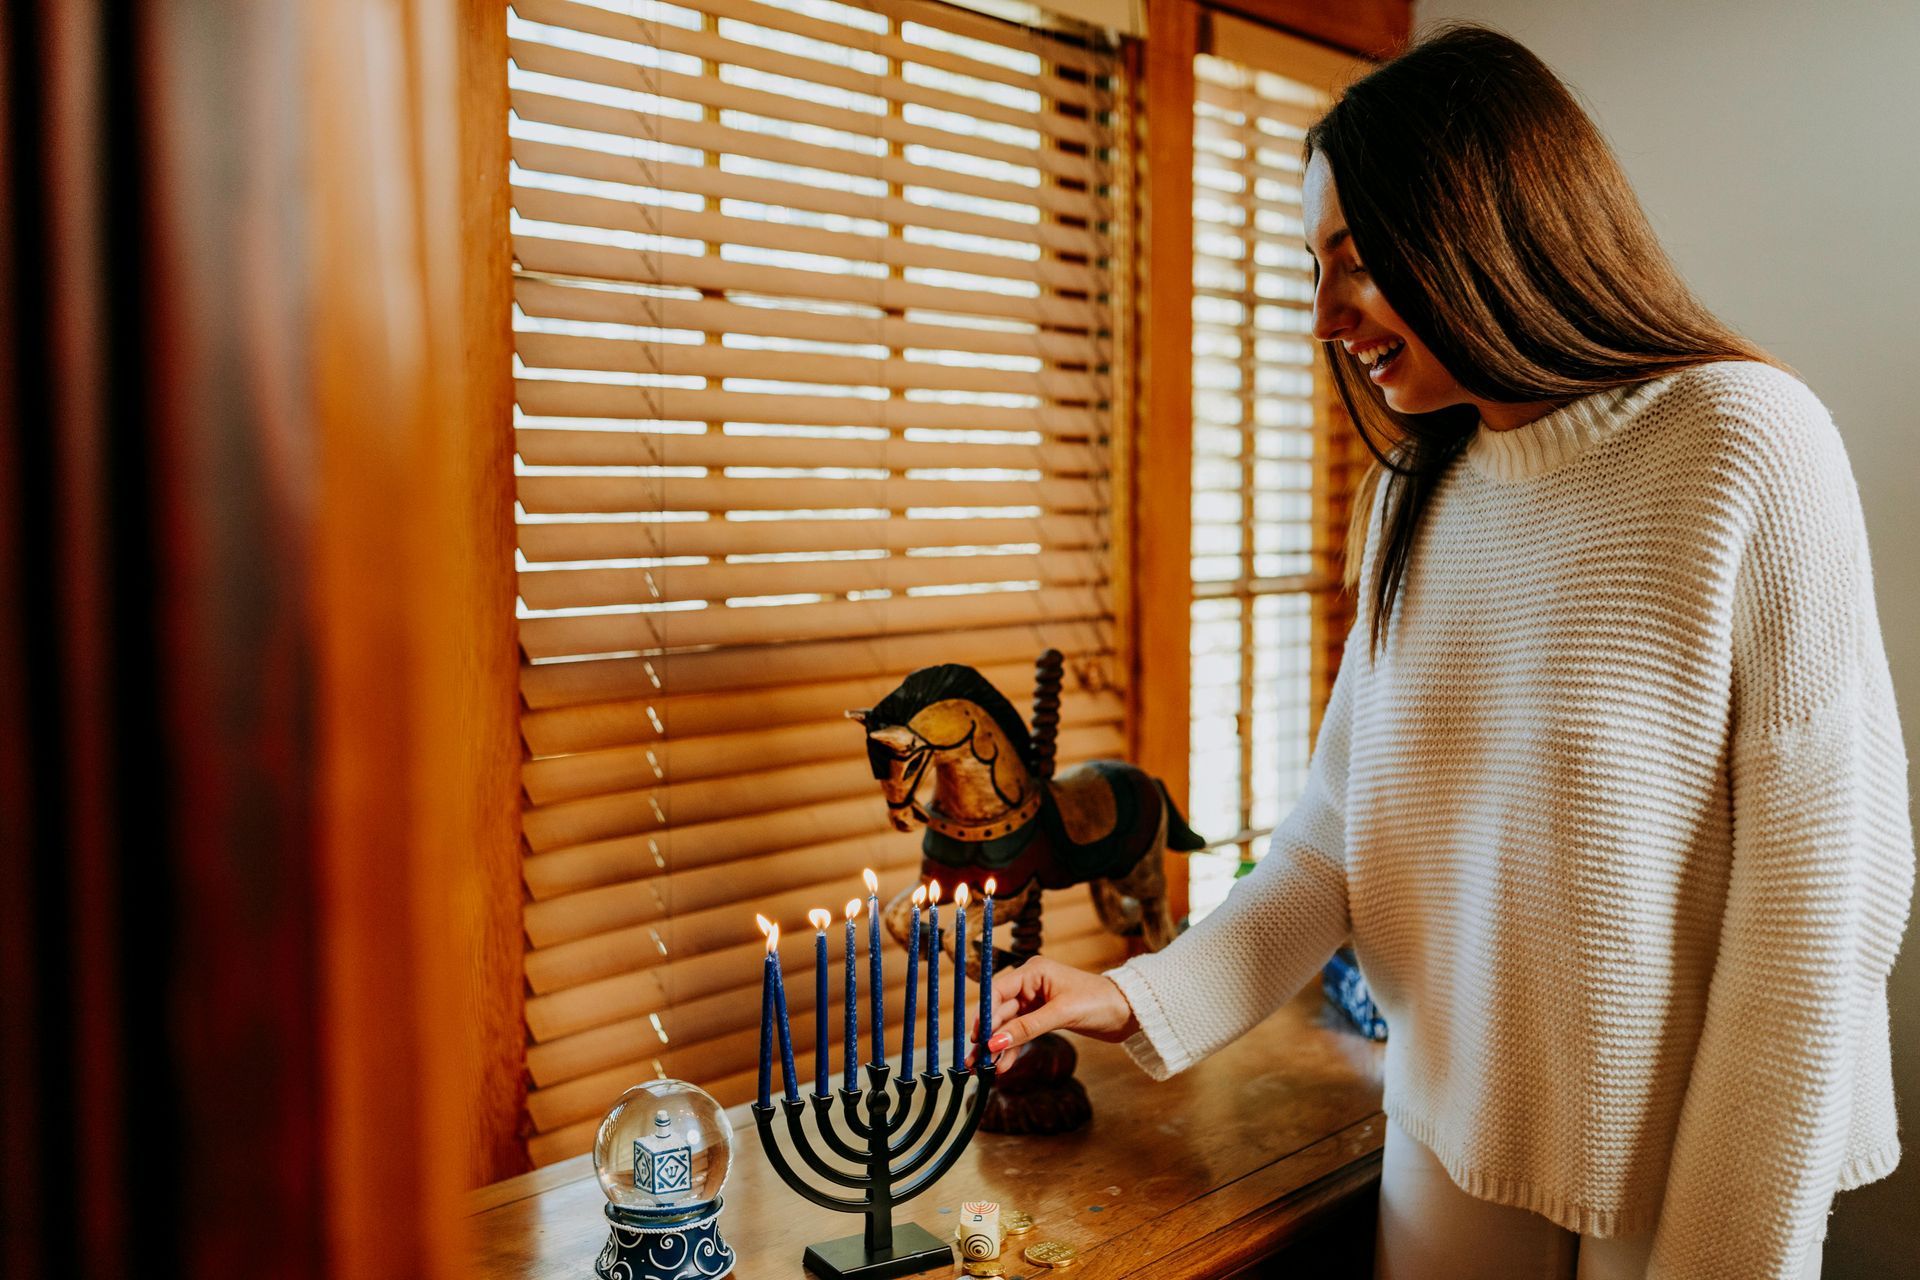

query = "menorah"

[{"left": 752, "top": 873, "right": 998, "bottom": 1280}]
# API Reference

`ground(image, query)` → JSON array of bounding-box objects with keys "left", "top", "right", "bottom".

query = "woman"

[{"left": 971, "top": 22, "right": 1912, "bottom": 1280}]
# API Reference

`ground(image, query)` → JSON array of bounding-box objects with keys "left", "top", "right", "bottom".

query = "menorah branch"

[
  {"left": 892, "top": 1066, "right": 994, "bottom": 1201},
  {"left": 889, "top": 1068, "right": 976, "bottom": 1183},
  {"left": 781, "top": 1100, "right": 870, "bottom": 1191},
  {"left": 750, "top": 1103, "right": 871, "bottom": 1216},
  {"left": 884, "top": 1074, "right": 944, "bottom": 1158},
  {"left": 808, "top": 1093, "right": 871, "bottom": 1165}
]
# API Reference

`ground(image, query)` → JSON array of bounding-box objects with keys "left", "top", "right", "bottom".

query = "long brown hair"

[{"left": 1303, "top": 22, "right": 1795, "bottom": 664}]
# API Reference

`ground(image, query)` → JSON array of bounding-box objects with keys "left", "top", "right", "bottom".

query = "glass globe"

[{"left": 592, "top": 1079, "right": 734, "bottom": 1217}]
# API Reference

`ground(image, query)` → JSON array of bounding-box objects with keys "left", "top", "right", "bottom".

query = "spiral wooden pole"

[{"left": 1028, "top": 648, "right": 1063, "bottom": 783}]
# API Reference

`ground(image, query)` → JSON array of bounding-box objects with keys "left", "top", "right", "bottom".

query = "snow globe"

[{"left": 592, "top": 1079, "right": 736, "bottom": 1279}]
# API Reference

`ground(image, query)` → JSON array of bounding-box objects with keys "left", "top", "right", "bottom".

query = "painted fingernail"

[{"left": 987, "top": 1032, "right": 1011, "bottom": 1053}]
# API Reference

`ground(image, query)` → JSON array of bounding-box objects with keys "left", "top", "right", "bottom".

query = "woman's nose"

[{"left": 1310, "top": 276, "right": 1352, "bottom": 343}]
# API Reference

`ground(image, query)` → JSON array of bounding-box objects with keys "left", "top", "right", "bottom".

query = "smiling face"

[
  {"left": 1303, "top": 149, "right": 1455, "bottom": 414},
  {"left": 1302, "top": 150, "right": 1560, "bottom": 430}
]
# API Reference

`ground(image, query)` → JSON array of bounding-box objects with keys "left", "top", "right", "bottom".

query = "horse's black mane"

[{"left": 868, "top": 664, "right": 1033, "bottom": 765}]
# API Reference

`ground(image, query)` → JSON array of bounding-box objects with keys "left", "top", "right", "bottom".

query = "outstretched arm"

[{"left": 1100, "top": 634, "right": 1362, "bottom": 1081}]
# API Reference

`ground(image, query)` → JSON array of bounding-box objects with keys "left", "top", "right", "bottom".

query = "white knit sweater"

[{"left": 1103, "top": 360, "right": 1914, "bottom": 1280}]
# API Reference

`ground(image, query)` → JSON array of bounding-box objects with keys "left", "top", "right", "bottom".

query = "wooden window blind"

[
  {"left": 507, "top": 0, "right": 1127, "bottom": 1165},
  {"left": 1185, "top": 46, "right": 1361, "bottom": 922}
]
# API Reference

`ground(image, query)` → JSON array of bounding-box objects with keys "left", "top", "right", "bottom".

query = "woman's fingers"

[
  {"left": 988, "top": 996, "right": 1073, "bottom": 1054},
  {"left": 967, "top": 956, "right": 1138, "bottom": 1056},
  {"left": 989, "top": 964, "right": 1039, "bottom": 1009}
]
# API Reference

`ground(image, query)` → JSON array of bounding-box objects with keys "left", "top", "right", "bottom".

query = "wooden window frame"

[{"left": 1128, "top": 0, "right": 1401, "bottom": 935}]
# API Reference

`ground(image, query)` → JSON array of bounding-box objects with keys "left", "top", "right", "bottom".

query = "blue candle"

[
  {"left": 843, "top": 899, "right": 860, "bottom": 1090},
  {"left": 811, "top": 909, "right": 831, "bottom": 1097},
  {"left": 977, "top": 878, "right": 996, "bottom": 1061},
  {"left": 953, "top": 884, "right": 968, "bottom": 1069},
  {"left": 902, "top": 887, "right": 923, "bottom": 1075},
  {"left": 768, "top": 923, "right": 799, "bottom": 1101},
  {"left": 927, "top": 882, "right": 941, "bottom": 1075},
  {"left": 758, "top": 915, "right": 774, "bottom": 1108},
  {"left": 864, "top": 869, "right": 882, "bottom": 1065}
]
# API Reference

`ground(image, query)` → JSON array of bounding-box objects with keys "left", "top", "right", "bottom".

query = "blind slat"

[
  {"left": 523, "top": 687, "right": 1121, "bottom": 804},
  {"left": 513, "top": 276, "right": 1105, "bottom": 360},
  {"left": 519, "top": 548, "right": 1108, "bottom": 612},
  {"left": 1194, "top": 76, "right": 1324, "bottom": 123},
  {"left": 520, "top": 659, "right": 1122, "bottom": 755},
  {"left": 515, "top": 427, "right": 1104, "bottom": 474},
  {"left": 517, "top": 514, "right": 1107, "bottom": 567},
  {"left": 519, "top": 583, "right": 1111, "bottom": 660},
  {"left": 514, "top": 378, "right": 1100, "bottom": 435},
  {"left": 513, "top": 333, "right": 1103, "bottom": 401},
  {"left": 521, "top": 621, "right": 1114, "bottom": 707},
  {"left": 512, "top": 235, "right": 1102, "bottom": 330},
  {"left": 516, "top": 473, "right": 1103, "bottom": 517},
  {"left": 1193, "top": 251, "right": 1312, "bottom": 287}
]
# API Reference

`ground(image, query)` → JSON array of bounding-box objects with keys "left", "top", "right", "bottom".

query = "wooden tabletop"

[{"left": 469, "top": 983, "right": 1387, "bottom": 1279}]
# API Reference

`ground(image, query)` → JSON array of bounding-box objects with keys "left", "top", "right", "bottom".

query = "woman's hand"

[{"left": 964, "top": 954, "right": 1141, "bottom": 1068}]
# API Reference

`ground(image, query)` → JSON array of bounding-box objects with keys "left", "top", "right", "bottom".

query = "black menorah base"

[{"left": 803, "top": 1221, "right": 951, "bottom": 1280}]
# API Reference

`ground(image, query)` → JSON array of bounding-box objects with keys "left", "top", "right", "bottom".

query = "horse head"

[
  {"left": 846, "top": 709, "right": 934, "bottom": 833},
  {"left": 848, "top": 664, "right": 1038, "bottom": 837}
]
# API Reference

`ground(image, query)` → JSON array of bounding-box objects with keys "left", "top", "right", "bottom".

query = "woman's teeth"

[{"left": 1362, "top": 340, "right": 1405, "bottom": 378}]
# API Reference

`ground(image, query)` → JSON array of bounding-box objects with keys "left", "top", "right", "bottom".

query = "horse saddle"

[
  {"left": 921, "top": 760, "right": 1162, "bottom": 895},
  {"left": 1048, "top": 763, "right": 1119, "bottom": 845}
]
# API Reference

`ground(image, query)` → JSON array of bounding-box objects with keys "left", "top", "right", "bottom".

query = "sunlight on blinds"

[
  {"left": 506, "top": 0, "right": 1124, "bottom": 1165},
  {"left": 1185, "top": 54, "right": 1347, "bottom": 924}
]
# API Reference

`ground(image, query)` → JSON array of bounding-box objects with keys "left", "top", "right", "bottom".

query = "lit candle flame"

[
  {"left": 984, "top": 877, "right": 996, "bottom": 896},
  {"left": 929, "top": 879, "right": 943, "bottom": 905},
  {"left": 862, "top": 867, "right": 879, "bottom": 895},
  {"left": 809, "top": 908, "right": 831, "bottom": 931},
  {"left": 756, "top": 912, "right": 774, "bottom": 936},
  {"left": 844, "top": 898, "right": 861, "bottom": 921},
  {"left": 765, "top": 922, "right": 780, "bottom": 953},
  {"left": 955, "top": 883, "right": 970, "bottom": 909},
  {"left": 911, "top": 884, "right": 927, "bottom": 907}
]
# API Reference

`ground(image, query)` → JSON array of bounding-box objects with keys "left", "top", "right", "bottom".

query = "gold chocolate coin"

[
  {"left": 1002, "top": 1210, "right": 1034, "bottom": 1236},
  {"left": 962, "top": 1260, "right": 1006, "bottom": 1277},
  {"left": 1023, "top": 1240, "right": 1079, "bottom": 1268}
]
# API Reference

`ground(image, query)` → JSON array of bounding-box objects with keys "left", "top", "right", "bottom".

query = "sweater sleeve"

[
  {"left": 1099, "top": 620, "right": 1361, "bottom": 1081},
  {"left": 1647, "top": 400, "right": 1916, "bottom": 1279}
]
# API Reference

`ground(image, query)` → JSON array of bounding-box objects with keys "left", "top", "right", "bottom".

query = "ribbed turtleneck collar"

[{"left": 1463, "top": 374, "right": 1681, "bottom": 483}]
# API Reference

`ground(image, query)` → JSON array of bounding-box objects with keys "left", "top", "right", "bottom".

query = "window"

[
  {"left": 1185, "top": 30, "right": 1363, "bottom": 923},
  {"left": 507, "top": 0, "right": 1127, "bottom": 1164}
]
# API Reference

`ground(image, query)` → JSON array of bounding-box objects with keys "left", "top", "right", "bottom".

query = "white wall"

[{"left": 1402, "top": 1, "right": 1920, "bottom": 1273}]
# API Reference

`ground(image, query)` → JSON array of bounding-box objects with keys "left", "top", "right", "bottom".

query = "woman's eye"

[{"left": 1349, "top": 262, "right": 1369, "bottom": 277}]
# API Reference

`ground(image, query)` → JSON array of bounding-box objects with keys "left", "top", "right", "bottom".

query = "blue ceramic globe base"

[{"left": 595, "top": 1198, "right": 736, "bottom": 1280}]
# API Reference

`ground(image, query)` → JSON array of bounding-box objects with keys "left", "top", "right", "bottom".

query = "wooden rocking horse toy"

[{"left": 846, "top": 650, "right": 1206, "bottom": 1134}]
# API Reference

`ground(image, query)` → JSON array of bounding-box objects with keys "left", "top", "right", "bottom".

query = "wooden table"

[{"left": 469, "top": 983, "right": 1388, "bottom": 1279}]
